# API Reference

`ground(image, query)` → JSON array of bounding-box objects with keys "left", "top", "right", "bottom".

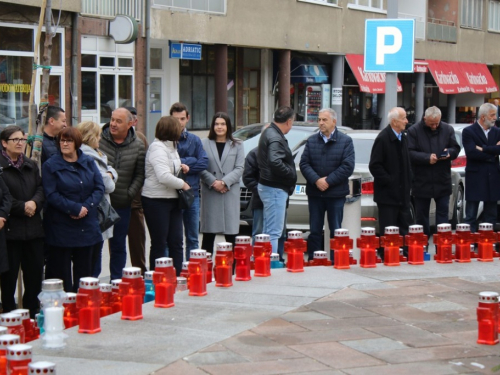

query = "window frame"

[
  {"left": 347, "top": 0, "right": 386, "bottom": 14},
  {"left": 489, "top": 0, "right": 500, "bottom": 32},
  {"left": 152, "top": 0, "right": 226, "bottom": 15},
  {"left": 461, "top": 0, "right": 483, "bottom": 30},
  {"left": 297, "top": 0, "right": 339, "bottom": 7}
]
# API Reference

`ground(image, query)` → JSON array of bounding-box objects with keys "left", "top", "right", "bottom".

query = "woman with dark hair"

[
  {"left": 142, "top": 116, "right": 190, "bottom": 274},
  {"left": 200, "top": 112, "right": 244, "bottom": 253},
  {"left": 43, "top": 127, "right": 104, "bottom": 292}
]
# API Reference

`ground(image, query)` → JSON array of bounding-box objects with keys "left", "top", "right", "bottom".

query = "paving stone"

[
  {"left": 250, "top": 318, "right": 308, "bottom": 336},
  {"left": 385, "top": 279, "right": 433, "bottom": 287},
  {"left": 315, "top": 288, "right": 373, "bottom": 302},
  {"left": 264, "top": 327, "right": 380, "bottom": 345},
  {"left": 460, "top": 275, "right": 500, "bottom": 283},
  {"left": 432, "top": 277, "right": 496, "bottom": 292},
  {"left": 454, "top": 357, "right": 500, "bottom": 373},
  {"left": 340, "top": 337, "right": 408, "bottom": 353},
  {"left": 366, "top": 324, "right": 457, "bottom": 348},
  {"left": 199, "top": 344, "right": 228, "bottom": 353},
  {"left": 184, "top": 350, "right": 248, "bottom": 366},
  {"left": 369, "top": 345, "right": 488, "bottom": 364},
  {"left": 361, "top": 284, "right": 456, "bottom": 298},
  {"left": 344, "top": 293, "right": 440, "bottom": 308},
  {"left": 409, "top": 301, "right": 467, "bottom": 312},
  {"left": 292, "top": 316, "right": 403, "bottom": 331},
  {"left": 306, "top": 300, "right": 379, "bottom": 318},
  {"left": 281, "top": 310, "right": 334, "bottom": 322},
  {"left": 413, "top": 320, "right": 477, "bottom": 334},
  {"left": 152, "top": 359, "right": 210, "bottom": 374},
  {"left": 342, "top": 360, "right": 473, "bottom": 375},
  {"left": 365, "top": 304, "right": 450, "bottom": 323},
  {"left": 441, "top": 330, "right": 500, "bottom": 356},
  {"left": 350, "top": 283, "right": 396, "bottom": 290}
]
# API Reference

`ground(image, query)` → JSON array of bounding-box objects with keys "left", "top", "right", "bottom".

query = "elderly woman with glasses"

[{"left": 43, "top": 127, "right": 104, "bottom": 292}]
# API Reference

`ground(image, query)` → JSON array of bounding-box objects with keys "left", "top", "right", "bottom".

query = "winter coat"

[
  {"left": 299, "top": 130, "right": 355, "bottom": 198},
  {"left": 407, "top": 120, "right": 460, "bottom": 199},
  {"left": 0, "top": 154, "right": 44, "bottom": 241},
  {"left": 462, "top": 122, "right": 500, "bottom": 201},
  {"left": 369, "top": 125, "right": 412, "bottom": 206},
  {"left": 177, "top": 130, "right": 209, "bottom": 197},
  {"left": 42, "top": 150, "right": 104, "bottom": 248},
  {"left": 142, "top": 139, "right": 185, "bottom": 199},
  {"left": 200, "top": 138, "right": 244, "bottom": 234},
  {"left": 80, "top": 144, "right": 117, "bottom": 241},
  {"left": 0, "top": 170, "right": 12, "bottom": 274},
  {"left": 99, "top": 124, "right": 145, "bottom": 209},
  {"left": 257, "top": 123, "right": 297, "bottom": 195},
  {"left": 41, "top": 132, "right": 58, "bottom": 165},
  {"left": 243, "top": 147, "right": 263, "bottom": 210}
]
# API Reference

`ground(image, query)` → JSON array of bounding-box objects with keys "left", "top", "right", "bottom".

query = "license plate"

[{"left": 294, "top": 185, "right": 306, "bottom": 195}]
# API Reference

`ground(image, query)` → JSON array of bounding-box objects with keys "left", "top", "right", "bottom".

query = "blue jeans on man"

[
  {"left": 414, "top": 195, "right": 449, "bottom": 237},
  {"left": 252, "top": 207, "right": 286, "bottom": 261},
  {"left": 465, "top": 200, "right": 497, "bottom": 232},
  {"left": 307, "top": 196, "right": 345, "bottom": 261},
  {"left": 182, "top": 195, "right": 200, "bottom": 261},
  {"left": 109, "top": 207, "right": 132, "bottom": 281},
  {"left": 258, "top": 183, "right": 288, "bottom": 255}
]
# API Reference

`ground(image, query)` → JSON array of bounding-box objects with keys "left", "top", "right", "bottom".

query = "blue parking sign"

[{"left": 364, "top": 19, "right": 415, "bottom": 73}]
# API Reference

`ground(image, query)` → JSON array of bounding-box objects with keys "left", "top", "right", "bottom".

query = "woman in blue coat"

[{"left": 43, "top": 127, "right": 104, "bottom": 292}]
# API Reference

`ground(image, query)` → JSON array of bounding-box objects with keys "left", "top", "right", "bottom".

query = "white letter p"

[{"left": 376, "top": 27, "right": 402, "bottom": 65}]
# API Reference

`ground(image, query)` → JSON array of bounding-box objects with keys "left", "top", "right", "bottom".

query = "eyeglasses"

[
  {"left": 59, "top": 139, "right": 74, "bottom": 144},
  {"left": 7, "top": 138, "right": 27, "bottom": 144}
]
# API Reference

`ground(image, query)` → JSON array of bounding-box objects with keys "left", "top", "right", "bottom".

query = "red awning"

[
  {"left": 426, "top": 60, "right": 470, "bottom": 94},
  {"left": 345, "top": 54, "right": 402, "bottom": 93},
  {"left": 460, "top": 62, "right": 498, "bottom": 94},
  {"left": 414, "top": 60, "right": 428, "bottom": 73}
]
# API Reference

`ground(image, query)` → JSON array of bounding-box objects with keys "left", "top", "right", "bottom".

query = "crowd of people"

[{"left": 0, "top": 100, "right": 498, "bottom": 319}]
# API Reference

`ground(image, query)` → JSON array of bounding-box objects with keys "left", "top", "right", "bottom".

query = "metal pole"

[
  {"left": 145, "top": 0, "right": 151, "bottom": 137},
  {"left": 278, "top": 50, "right": 291, "bottom": 107},
  {"left": 71, "top": 12, "right": 79, "bottom": 125},
  {"left": 331, "top": 55, "right": 344, "bottom": 126},
  {"left": 383, "top": 0, "right": 399, "bottom": 128},
  {"left": 415, "top": 72, "right": 425, "bottom": 123}
]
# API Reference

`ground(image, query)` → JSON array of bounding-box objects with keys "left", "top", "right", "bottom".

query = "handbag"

[
  {"left": 176, "top": 167, "right": 195, "bottom": 209},
  {"left": 97, "top": 196, "right": 120, "bottom": 232}
]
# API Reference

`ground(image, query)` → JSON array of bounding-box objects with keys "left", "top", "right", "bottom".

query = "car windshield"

[{"left": 351, "top": 138, "right": 374, "bottom": 164}]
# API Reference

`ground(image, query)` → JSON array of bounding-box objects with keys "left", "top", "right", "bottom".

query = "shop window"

[
  {"left": 40, "top": 32, "right": 62, "bottom": 66},
  {"left": 153, "top": 0, "right": 226, "bottom": 14},
  {"left": 489, "top": 1, "right": 500, "bottom": 31},
  {"left": 81, "top": 72, "right": 97, "bottom": 110},
  {"left": 461, "top": 0, "right": 483, "bottom": 29},
  {"left": 82, "top": 54, "right": 97, "bottom": 68},
  {"left": 348, "top": 0, "right": 384, "bottom": 11},
  {"left": 100, "top": 57, "right": 115, "bottom": 67},
  {"left": 118, "top": 58, "right": 133, "bottom": 68},
  {"left": 298, "top": 0, "right": 338, "bottom": 6},
  {"left": 0, "top": 27, "right": 33, "bottom": 52},
  {"left": 150, "top": 48, "right": 162, "bottom": 69}
]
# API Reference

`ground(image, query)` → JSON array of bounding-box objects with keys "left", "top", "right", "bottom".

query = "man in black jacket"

[
  {"left": 257, "top": 106, "right": 297, "bottom": 254},
  {"left": 369, "top": 107, "right": 412, "bottom": 253},
  {"left": 407, "top": 106, "right": 460, "bottom": 237}
]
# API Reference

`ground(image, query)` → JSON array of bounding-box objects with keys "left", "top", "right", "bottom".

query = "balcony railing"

[
  {"left": 81, "top": 0, "right": 144, "bottom": 22},
  {"left": 398, "top": 12, "right": 425, "bottom": 41},
  {"left": 427, "top": 17, "right": 457, "bottom": 43}
]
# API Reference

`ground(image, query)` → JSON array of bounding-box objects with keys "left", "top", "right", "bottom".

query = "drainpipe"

[
  {"left": 145, "top": 0, "right": 151, "bottom": 137},
  {"left": 71, "top": 12, "right": 79, "bottom": 125}
]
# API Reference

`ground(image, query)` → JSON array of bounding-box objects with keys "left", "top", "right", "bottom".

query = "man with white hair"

[
  {"left": 462, "top": 102, "right": 500, "bottom": 232},
  {"left": 369, "top": 107, "right": 412, "bottom": 255},
  {"left": 407, "top": 106, "right": 460, "bottom": 237}
]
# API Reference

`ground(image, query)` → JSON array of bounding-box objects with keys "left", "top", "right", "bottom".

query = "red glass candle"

[
  {"left": 477, "top": 291, "right": 499, "bottom": 345},
  {"left": 153, "top": 270, "right": 175, "bottom": 308},
  {"left": 188, "top": 250, "right": 207, "bottom": 296},
  {"left": 477, "top": 223, "right": 496, "bottom": 262},
  {"left": 434, "top": 224, "right": 454, "bottom": 263},
  {"left": 99, "top": 283, "right": 113, "bottom": 318},
  {"left": 6, "top": 344, "right": 31, "bottom": 375},
  {"left": 215, "top": 242, "right": 233, "bottom": 287},
  {"left": 308, "top": 251, "right": 331, "bottom": 266},
  {"left": 380, "top": 226, "right": 403, "bottom": 266},
  {"left": 110, "top": 279, "right": 122, "bottom": 314},
  {"left": 0, "top": 314, "right": 25, "bottom": 344},
  {"left": 234, "top": 236, "right": 252, "bottom": 281},
  {"left": 10, "top": 311, "right": 37, "bottom": 344},
  {"left": 0, "top": 334, "right": 20, "bottom": 375},
  {"left": 62, "top": 293, "right": 79, "bottom": 329},
  {"left": 205, "top": 253, "right": 214, "bottom": 284},
  {"left": 405, "top": 225, "right": 427, "bottom": 265},
  {"left": 254, "top": 234, "right": 272, "bottom": 277},
  {"left": 120, "top": 268, "right": 145, "bottom": 321},
  {"left": 331, "top": 229, "right": 353, "bottom": 269},
  {"left": 285, "top": 231, "right": 307, "bottom": 272},
  {"left": 76, "top": 277, "right": 102, "bottom": 334},
  {"left": 155, "top": 257, "right": 177, "bottom": 291},
  {"left": 28, "top": 361, "right": 56, "bottom": 374},
  {"left": 180, "top": 262, "right": 190, "bottom": 288},
  {"left": 357, "top": 227, "right": 379, "bottom": 268},
  {"left": 452, "top": 223, "right": 473, "bottom": 263}
]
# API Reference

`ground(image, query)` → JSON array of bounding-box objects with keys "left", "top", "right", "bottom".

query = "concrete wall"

[{"left": 0, "top": 0, "right": 80, "bottom": 12}]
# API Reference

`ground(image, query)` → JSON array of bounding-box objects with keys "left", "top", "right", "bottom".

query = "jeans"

[
  {"left": 142, "top": 196, "right": 184, "bottom": 275},
  {"left": 182, "top": 195, "right": 200, "bottom": 261},
  {"left": 465, "top": 200, "right": 497, "bottom": 233},
  {"left": 414, "top": 195, "right": 450, "bottom": 237},
  {"left": 108, "top": 207, "right": 132, "bottom": 281},
  {"left": 307, "top": 196, "right": 345, "bottom": 261},
  {"left": 252, "top": 208, "right": 286, "bottom": 261},
  {"left": 258, "top": 184, "right": 288, "bottom": 255}
]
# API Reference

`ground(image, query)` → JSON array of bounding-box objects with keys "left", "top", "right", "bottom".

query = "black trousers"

[
  {"left": 0, "top": 239, "right": 44, "bottom": 318},
  {"left": 46, "top": 244, "right": 93, "bottom": 292},
  {"left": 201, "top": 233, "right": 236, "bottom": 255}
]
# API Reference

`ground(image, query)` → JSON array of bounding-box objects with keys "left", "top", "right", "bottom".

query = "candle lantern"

[
  {"left": 6, "top": 344, "right": 31, "bottom": 375},
  {"left": 37, "top": 280, "right": 67, "bottom": 349},
  {"left": 188, "top": 250, "right": 207, "bottom": 296},
  {"left": 477, "top": 291, "right": 499, "bottom": 345},
  {"left": 176, "top": 277, "right": 188, "bottom": 292},
  {"left": 452, "top": 223, "right": 473, "bottom": 263},
  {"left": 0, "top": 334, "right": 20, "bottom": 375},
  {"left": 155, "top": 258, "right": 177, "bottom": 291},
  {"left": 144, "top": 271, "right": 155, "bottom": 303},
  {"left": 331, "top": 229, "right": 353, "bottom": 269},
  {"left": 62, "top": 293, "right": 78, "bottom": 329},
  {"left": 285, "top": 231, "right": 306, "bottom": 272},
  {"left": 206, "top": 253, "right": 214, "bottom": 284},
  {"left": 434, "top": 224, "right": 454, "bottom": 263},
  {"left": 405, "top": 225, "right": 427, "bottom": 265},
  {"left": 215, "top": 243, "right": 233, "bottom": 287},
  {"left": 28, "top": 361, "right": 56, "bottom": 374},
  {"left": 76, "top": 277, "right": 102, "bottom": 334},
  {"left": 380, "top": 226, "right": 403, "bottom": 266},
  {"left": 234, "top": 236, "right": 252, "bottom": 281},
  {"left": 254, "top": 234, "right": 272, "bottom": 277},
  {"left": 120, "top": 267, "right": 145, "bottom": 321},
  {"left": 180, "top": 261, "right": 190, "bottom": 282},
  {"left": 0, "top": 314, "right": 24, "bottom": 344},
  {"left": 99, "top": 284, "right": 113, "bottom": 318},
  {"left": 357, "top": 227, "right": 379, "bottom": 268},
  {"left": 308, "top": 251, "right": 331, "bottom": 266},
  {"left": 153, "top": 266, "right": 175, "bottom": 309},
  {"left": 477, "top": 223, "right": 496, "bottom": 262},
  {"left": 110, "top": 279, "right": 122, "bottom": 314},
  {"left": 11, "top": 310, "right": 38, "bottom": 344},
  {"left": 270, "top": 253, "right": 284, "bottom": 269}
]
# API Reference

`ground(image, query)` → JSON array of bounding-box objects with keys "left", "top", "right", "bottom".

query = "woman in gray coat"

[
  {"left": 200, "top": 112, "right": 244, "bottom": 253},
  {"left": 77, "top": 121, "right": 118, "bottom": 277}
]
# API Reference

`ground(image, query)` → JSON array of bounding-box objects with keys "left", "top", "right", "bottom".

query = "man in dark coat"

[
  {"left": 369, "top": 107, "right": 412, "bottom": 255},
  {"left": 299, "top": 108, "right": 355, "bottom": 261},
  {"left": 462, "top": 102, "right": 500, "bottom": 232},
  {"left": 407, "top": 106, "right": 461, "bottom": 237}
]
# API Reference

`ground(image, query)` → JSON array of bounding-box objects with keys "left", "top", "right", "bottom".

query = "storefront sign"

[
  {"left": 331, "top": 87, "right": 342, "bottom": 105},
  {"left": 169, "top": 43, "right": 202, "bottom": 60},
  {"left": 0, "top": 84, "right": 31, "bottom": 93}
]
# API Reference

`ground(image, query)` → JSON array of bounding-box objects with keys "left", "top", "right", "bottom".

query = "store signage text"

[
  {"left": 169, "top": 42, "right": 202, "bottom": 60},
  {"left": 0, "top": 84, "right": 31, "bottom": 93}
]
